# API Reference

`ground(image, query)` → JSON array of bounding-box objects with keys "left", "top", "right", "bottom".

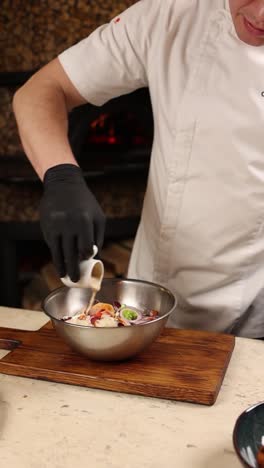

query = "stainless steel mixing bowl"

[{"left": 42, "top": 278, "right": 176, "bottom": 361}]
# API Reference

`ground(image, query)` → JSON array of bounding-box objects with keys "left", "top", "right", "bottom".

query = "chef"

[{"left": 13, "top": 0, "right": 264, "bottom": 338}]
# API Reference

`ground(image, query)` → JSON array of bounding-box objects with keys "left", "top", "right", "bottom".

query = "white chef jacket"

[{"left": 59, "top": 0, "right": 264, "bottom": 338}]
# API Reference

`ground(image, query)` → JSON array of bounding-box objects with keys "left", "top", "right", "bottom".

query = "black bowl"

[{"left": 233, "top": 402, "right": 264, "bottom": 467}]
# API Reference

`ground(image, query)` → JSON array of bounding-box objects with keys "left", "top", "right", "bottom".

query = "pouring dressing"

[{"left": 60, "top": 245, "right": 104, "bottom": 317}]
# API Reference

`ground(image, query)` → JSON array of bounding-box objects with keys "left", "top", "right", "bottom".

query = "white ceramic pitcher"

[{"left": 60, "top": 245, "right": 104, "bottom": 291}]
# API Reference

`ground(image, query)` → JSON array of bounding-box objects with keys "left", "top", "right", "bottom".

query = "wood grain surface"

[{"left": 0, "top": 323, "right": 235, "bottom": 405}]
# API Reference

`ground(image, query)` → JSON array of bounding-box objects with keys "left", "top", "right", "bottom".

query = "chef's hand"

[{"left": 40, "top": 164, "right": 106, "bottom": 282}]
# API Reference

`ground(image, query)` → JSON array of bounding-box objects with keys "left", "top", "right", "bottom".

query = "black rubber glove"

[{"left": 40, "top": 164, "right": 106, "bottom": 282}]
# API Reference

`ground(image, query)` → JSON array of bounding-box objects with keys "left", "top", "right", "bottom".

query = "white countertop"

[{"left": 0, "top": 306, "right": 263, "bottom": 468}]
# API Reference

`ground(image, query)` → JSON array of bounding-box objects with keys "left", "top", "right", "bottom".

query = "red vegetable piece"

[
  {"left": 149, "top": 310, "right": 159, "bottom": 317},
  {"left": 257, "top": 446, "right": 264, "bottom": 467},
  {"left": 91, "top": 311, "right": 103, "bottom": 325}
]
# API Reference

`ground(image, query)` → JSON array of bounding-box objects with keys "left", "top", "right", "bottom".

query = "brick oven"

[{"left": 0, "top": 1, "right": 153, "bottom": 307}]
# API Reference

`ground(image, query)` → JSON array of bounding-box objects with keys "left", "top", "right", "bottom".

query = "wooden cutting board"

[{"left": 0, "top": 322, "right": 235, "bottom": 405}]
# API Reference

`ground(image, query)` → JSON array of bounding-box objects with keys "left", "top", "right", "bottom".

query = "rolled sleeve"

[{"left": 58, "top": 0, "right": 158, "bottom": 106}]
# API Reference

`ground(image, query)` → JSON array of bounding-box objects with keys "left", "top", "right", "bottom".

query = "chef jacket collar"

[{"left": 224, "top": 0, "right": 231, "bottom": 14}]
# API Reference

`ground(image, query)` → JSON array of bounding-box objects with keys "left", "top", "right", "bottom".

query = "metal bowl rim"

[
  {"left": 232, "top": 401, "right": 264, "bottom": 468},
  {"left": 42, "top": 277, "right": 177, "bottom": 329}
]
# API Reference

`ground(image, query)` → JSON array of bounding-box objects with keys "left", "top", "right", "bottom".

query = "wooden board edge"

[
  {"left": 210, "top": 335, "right": 236, "bottom": 403},
  {"left": 0, "top": 361, "right": 220, "bottom": 406}
]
